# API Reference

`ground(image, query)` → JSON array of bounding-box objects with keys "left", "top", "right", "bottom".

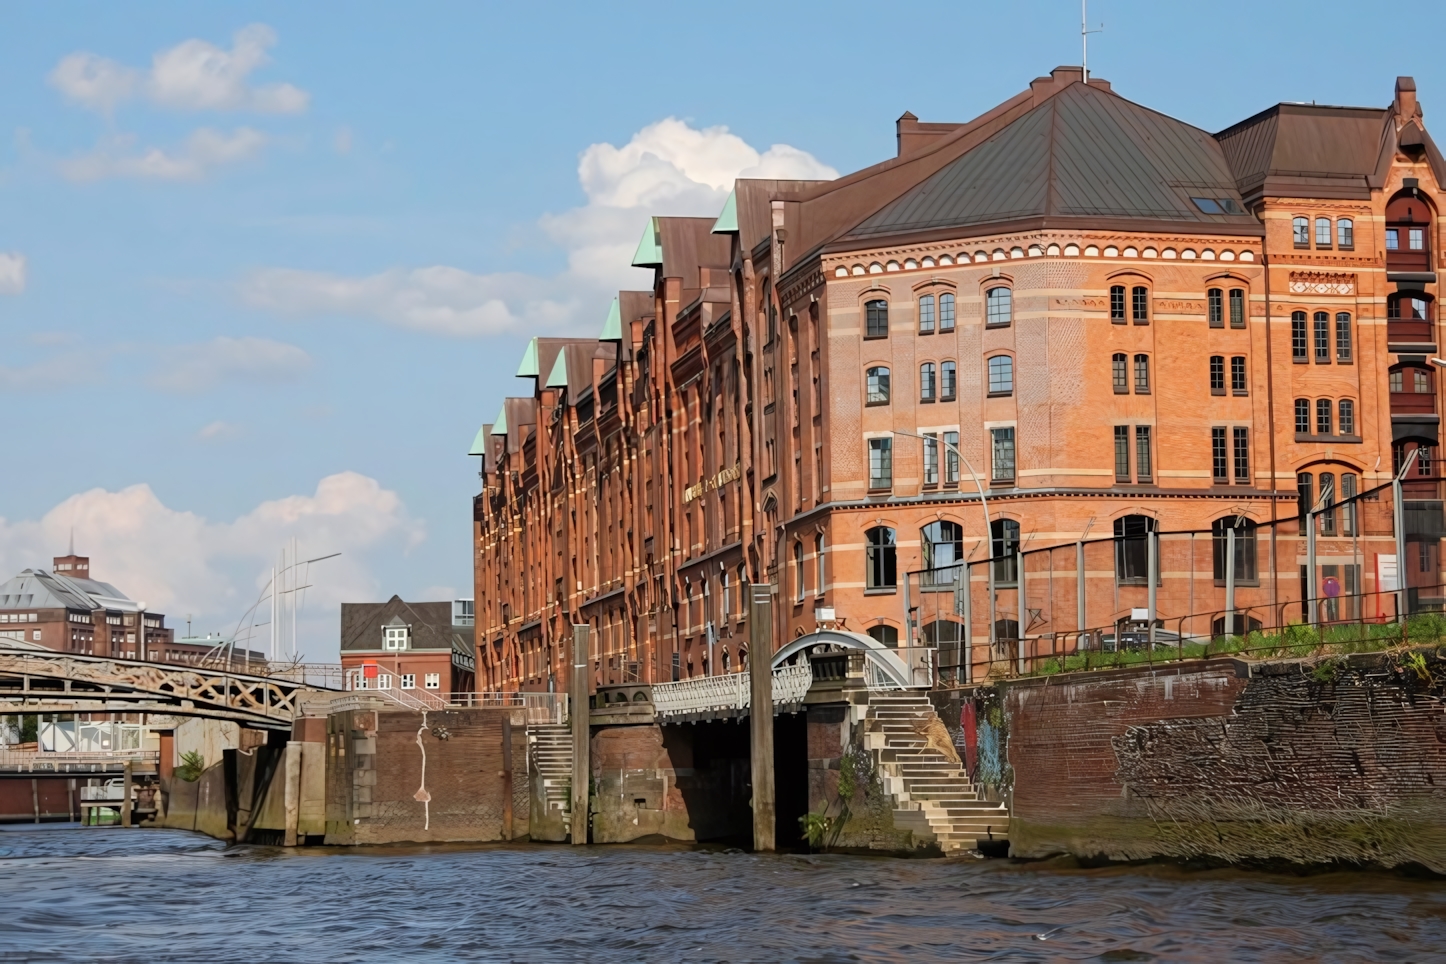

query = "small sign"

[
  {"left": 1377, "top": 554, "right": 1399, "bottom": 593},
  {"left": 815, "top": 607, "right": 836, "bottom": 623},
  {"left": 1130, "top": 608, "right": 1150, "bottom": 622},
  {"left": 363, "top": 661, "right": 379, "bottom": 679}
]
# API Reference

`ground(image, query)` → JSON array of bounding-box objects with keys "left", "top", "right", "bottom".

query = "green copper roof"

[
  {"left": 490, "top": 405, "right": 508, "bottom": 436},
  {"left": 711, "top": 189, "right": 738, "bottom": 234},
  {"left": 468, "top": 423, "right": 491, "bottom": 456},
  {"left": 545, "top": 349, "right": 569, "bottom": 389},
  {"left": 515, "top": 338, "right": 540, "bottom": 378},
  {"left": 631, "top": 217, "right": 663, "bottom": 267},
  {"left": 599, "top": 297, "right": 622, "bottom": 341}
]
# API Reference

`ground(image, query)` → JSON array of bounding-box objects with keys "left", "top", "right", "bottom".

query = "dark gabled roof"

[
  {"left": 340, "top": 596, "right": 474, "bottom": 656},
  {"left": 844, "top": 82, "right": 1258, "bottom": 243},
  {"left": 1215, "top": 103, "right": 1390, "bottom": 203}
]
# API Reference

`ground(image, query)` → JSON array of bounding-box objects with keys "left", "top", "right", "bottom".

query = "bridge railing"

[
  {"left": 255, "top": 663, "right": 345, "bottom": 689},
  {"left": 651, "top": 664, "right": 812, "bottom": 722},
  {"left": 0, "top": 748, "right": 158, "bottom": 773}
]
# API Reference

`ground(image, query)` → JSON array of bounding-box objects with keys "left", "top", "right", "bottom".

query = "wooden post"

[
  {"left": 748, "top": 584, "right": 775, "bottom": 852},
  {"left": 31, "top": 778, "right": 39, "bottom": 824},
  {"left": 570, "top": 624, "right": 590, "bottom": 845},
  {"left": 283, "top": 742, "right": 301, "bottom": 847},
  {"left": 121, "top": 762, "right": 133, "bottom": 828},
  {"left": 501, "top": 715, "right": 514, "bottom": 841}
]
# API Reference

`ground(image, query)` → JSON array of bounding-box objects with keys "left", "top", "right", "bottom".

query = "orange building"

[{"left": 472, "top": 69, "right": 1445, "bottom": 691}]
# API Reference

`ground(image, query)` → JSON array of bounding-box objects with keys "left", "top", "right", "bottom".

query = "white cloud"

[
  {"left": 60, "top": 127, "right": 267, "bottom": 182},
  {"left": 0, "top": 349, "right": 104, "bottom": 392},
  {"left": 0, "top": 253, "right": 25, "bottom": 294},
  {"left": 242, "top": 117, "right": 837, "bottom": 337},
  {"left": 49, "top": 24, "right": 307, "bottom": 115},
  {"left": 148, "top": 336, "right": 310, "bottom": 393},
  {"left": 197, "top": 420, "right": 240, "bottom": 441},
  {"left": 0, "top": 472, "right": 423, "bottom": 662}
]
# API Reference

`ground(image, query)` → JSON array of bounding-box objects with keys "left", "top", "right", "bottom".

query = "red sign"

[{"left": 363, "top": 662, "right": 379, "bottom": 679}]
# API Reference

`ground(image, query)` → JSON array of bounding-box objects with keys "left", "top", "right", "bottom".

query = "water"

[{"left": 1, "top": 826, "right": 1445, "bottom": 962}]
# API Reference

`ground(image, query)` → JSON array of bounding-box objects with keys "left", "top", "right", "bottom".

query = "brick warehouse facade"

[{"left": 472, "top": 68, "right": 1446, "bottom": 692}]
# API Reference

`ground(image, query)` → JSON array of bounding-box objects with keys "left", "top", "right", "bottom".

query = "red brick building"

[
  {"left": 340, "top": 597, "right": 476, "bottom": 700},
  {"left": 473, "top": 69, "right": 1446, "bottom": 691},
  {"left": 0, "top": 552, "right": 173, "bottom": 659}
]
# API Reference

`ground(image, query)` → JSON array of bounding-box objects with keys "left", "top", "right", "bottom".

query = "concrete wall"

[
  {"left": 159, "top": 762, "right": 231, "bottom": 840},
  {"left": 800, "top": 704, "right": 926, "bottom": 854},
  {"left": 324, "top": 707, "right": 528, "bottom": 845},
  {"left": 999, "top": 652, "right": 1446, "bottom": 872}
]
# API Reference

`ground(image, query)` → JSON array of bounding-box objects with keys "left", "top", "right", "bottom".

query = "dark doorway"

[{"left": 773, "top": 710, "right": 808, "bottom": 851}]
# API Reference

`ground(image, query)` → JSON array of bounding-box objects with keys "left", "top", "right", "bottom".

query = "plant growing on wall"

[{"left": 175, "top": 750, "right": 205, "bottom": 782}]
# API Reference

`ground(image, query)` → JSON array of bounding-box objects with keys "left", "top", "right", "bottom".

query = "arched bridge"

[{"left": 0, "top": 650, "right": 335, "bottom": 730}]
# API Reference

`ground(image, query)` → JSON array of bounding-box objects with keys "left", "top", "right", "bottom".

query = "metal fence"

[{"left": 903, "top": 472, "right": 1446, "bottom": 684}]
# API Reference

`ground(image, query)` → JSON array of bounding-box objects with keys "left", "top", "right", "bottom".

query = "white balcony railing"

[
  {"left": 0, "top": 749, "right": 158, "bottom": 772},
  {"left": 651, "top": 663, "right": 812, "bottom": 721}
]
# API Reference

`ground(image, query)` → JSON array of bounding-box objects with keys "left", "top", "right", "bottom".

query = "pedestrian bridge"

[{"left": 0, "top": 649, "right": 337, "bottom": 730}]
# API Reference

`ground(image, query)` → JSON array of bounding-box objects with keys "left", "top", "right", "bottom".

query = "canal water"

[{"left": 2, "top": 827, "right": 1445, "bottom": 962}]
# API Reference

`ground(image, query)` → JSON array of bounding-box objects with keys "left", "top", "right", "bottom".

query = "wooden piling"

[
  {"left": 570, "top": 623, "right": 590, "bottom": 845},
  {"left": 501, "top": 715, "right": 514, "bottom": 841},
  {"left": 283, "top": 742, "right": 301, "bottom": 847},
  {"left": 748, "top": 584, "right": 775, "bottom": 853},
  {"left": 121, "top": 762, "right": 133, "bottom": 828}
]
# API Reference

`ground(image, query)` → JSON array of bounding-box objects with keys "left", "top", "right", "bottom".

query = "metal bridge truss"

[{"left": 0, "top": 651, "right": 327, "bottom": 729}]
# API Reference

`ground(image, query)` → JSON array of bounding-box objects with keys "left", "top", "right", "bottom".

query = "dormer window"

[{"left": 384, "top": 626, "right": 410, "bottom": 650}]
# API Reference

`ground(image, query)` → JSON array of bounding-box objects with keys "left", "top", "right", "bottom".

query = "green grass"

[{"left": 1026, "top": 612, "right": 1446, "bottom": 677}]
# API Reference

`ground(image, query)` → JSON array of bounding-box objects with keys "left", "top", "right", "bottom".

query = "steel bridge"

[{"left": 0, "top": 650, "right": 337, "bottom": 730}]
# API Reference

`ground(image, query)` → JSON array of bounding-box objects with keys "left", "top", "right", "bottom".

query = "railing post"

[
  {"left": 1016, "top": 550, "right": 1026, "bottom": 674},
  {"left": 1076, "top": 540, "right": 1086, "bottom": 638},
  {"left": 958, "top": 562, "right": 972, "bottom": 685},
  {"left": 1147, "top": 531, "right": 1158, "bottom": 651},
  {"left": 748, "top": 583, "right": 775, "bottom": 853},
  {"left": 570, "top": 624, "right": 590, "bottom": 846},
  {"left": 1307, "top": 507, "right": 1319, "bottom": 629},
  {"left": 1225, "top": 526, "right": 1237, "bottom": 637},
  {"left": 1394, "top": 474, "right": 1410, "bottom": 623}
]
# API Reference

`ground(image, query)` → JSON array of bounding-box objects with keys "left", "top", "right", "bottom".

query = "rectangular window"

[
  {"left": 1232, "top": 427, "right": 1250, "bottom": 484},
  {"left": 1212, "top": 428, "right": 1228, "bottom": 483},
  {"left": 868, "top": 438, "right": 892, "bottom": 489},
  {"left": 865, "top": 300, "right": 889, "bottom": 338},
  {"left": 1134, "top": 354, "right": 1150, "bottom": 393},
  {"left": 1336, "top": 313, "right": 1352, "bottom": 362},
  {"left": 1313, "top": 312, "right": 1330, "bottom": 363},
  {"left": 990, "top": 428, "right": 1015, "bottom": 482},
  {"left": 941, "top": 361, "right": 956, "bottom": 400},
  {"left": 1114, "top": 426, "right": 1131, "bottom": 481},
  {"left": 1111, "top": 285, "right": 1126, "bottom": 323},
  {"left": 918, "top": 294, "right": 935, "bottom": 333},
  {"left": 1230, "top": 356, "right": 1247, "bottom": 395},
  {"left": 988, "top": 356, "right": 1013, "bottom": 394},
  {"left": 1315, "top": 217, "right": 1331, "bottom": 247},
  {"left": 923, "top": 433, "right": 939, "bottom": 485},
  {"left": 401, "top": 674, "right": 416, "bottom": 690},
  {"left": 1295, "top": 398, "right": 1310, "bottom": 435},
  {"left": 1114, "top": 354, "right": 1129, "bottom": 394},
  {"left": 425, "top": 673, "right": 441, "bottom": 689},
  {"left": 377, "top": 674, "right": 393, "bottom": 690},
  {"left": 1135, "top": 426, "right": 1152, "bottom": 481},
  {"left": 1210, "top": 356, "right": 1225, "bottom": 395},
  {"left": 1410, "top": 227, "right": 1425, "bottom": 251},
  {"left": 1291, "top": 312, "right": 1308, "bottom": 362},
  {"left": 1132, "top": 286, "right": 1149, "bottom": 324},
  {"left": 815, "top": 535, "right": 825, "bottom": 596},
  {"left": 1339, "top": 399, "right": 1355, "bottom": 436},
  {"left": 1294, "top": 217, "right": 1310, "bottom": 246},
  {"left": 1208, "top": 288, "right": 1223, "bottom": 328},
  {"left": 1338, "top": 219, "right": 1354, "bottom": 249},
  {"left": 1341, "top": 473, "right": 1358, "bottom": 536},
  {"left": 944, "top": 431, "right": 960, "bottom": 484},
  {"left": 1316, "top": 398, "right": 1332, "bottom": 435},
  {"left": 939, "top": 293, "right": 955, "bottom": 332},
  {"left": 1229, "top": 289, "right": 1245, "bottom": 328},
  {"left": 1386, "top": 228, "right": 1399, "bottom": 250}
]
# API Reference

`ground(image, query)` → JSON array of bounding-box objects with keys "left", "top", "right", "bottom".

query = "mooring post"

[
  {"left": 501, "top": 714, "right": 514, "bottom": 842},
  {"left": 121, "top": 761, "right": 133, "bottom": 828},
  {"left": 283, "top": 742, "right": 301, "bottom": 847},
  {"left": 570, "top": 623, "right": 590, "bottom": 846},
  {"left": 748, "top": 583, "right": 775, "bottom": 853}
]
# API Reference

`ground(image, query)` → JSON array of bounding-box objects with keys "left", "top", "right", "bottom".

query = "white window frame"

[
  {"left": 384, "top": 626, "right": 409, "bottom": 651},
  {"left": 401, "top": 673, "right": 416, "bottom": 690},
  {"left": 377, "top": 673, "right": 393, "bottom": 690},
  {"left": 424, "top": 673, "right": 441, "bottom": 690}
]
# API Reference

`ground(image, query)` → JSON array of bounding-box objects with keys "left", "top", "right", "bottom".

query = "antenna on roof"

[
  {"left": 1082, "top": 0, "right": 1103, "bottom": 80},
  {"left": 68, "top": 527, "right": 74, "bottom": 556}
]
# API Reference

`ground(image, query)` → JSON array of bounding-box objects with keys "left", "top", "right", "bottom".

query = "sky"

[{"left": 2, "top": 0, "right": 1444, "bottom": 662}]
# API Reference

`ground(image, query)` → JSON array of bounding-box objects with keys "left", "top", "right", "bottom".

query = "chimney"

[
  {"left": 53, "top": 553, "right": 90, "bottom": 578},
  {"left": 1396, "top": 76, "right": 1421, "bottom": 123},
  {"left": 896, "top": 111, "right": 919, "bottom": 156}
]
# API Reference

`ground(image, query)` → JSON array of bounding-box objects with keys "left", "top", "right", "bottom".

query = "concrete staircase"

[
  {"left": 528, "top": 723, "right": 573, "bottom": 835},
  {"left": 863, "top": 692, "right": 1009, "bottom": 854}
]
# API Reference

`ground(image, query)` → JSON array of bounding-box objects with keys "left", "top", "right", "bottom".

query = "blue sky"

[{"left": 2, "top": 1, "right": 1443, "bottom": 660}]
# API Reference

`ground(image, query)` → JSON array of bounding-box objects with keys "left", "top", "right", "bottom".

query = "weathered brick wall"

[
  {"left": 325, "top": 707, "right": 528, "bottom": 846},
  {"left": 1001, "top": 654, "right": 1446, "bottom": 871},
  {"left": 803, "top": 704, "right": 924, "bottom": 854}
]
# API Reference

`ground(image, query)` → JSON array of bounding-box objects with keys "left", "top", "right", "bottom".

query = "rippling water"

[{"left": 1, "top": 826, "right": 1445, "bottom": 962}]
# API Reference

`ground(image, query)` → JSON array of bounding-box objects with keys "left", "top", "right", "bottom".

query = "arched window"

[
  {"left": 865, "top": 527, "right": 897, "bottom": 590},
  {"left": 939, "top": 293, "right": 955, "bottom": 332},
  {"left": 814, "top": 533, "right": 825, "bottom": 596},
  {"left": 1316, "top": 398, "right": 1332, "bottom": 435},
  {"left": 1229, "top": 288, "right": 1245, "bottom": 328},
  {"left": 941, "top": 361, "right": 956, "bottom": 400},
  {"left": 1336, "top": 312, "right": 1352, "bottom": 362},
  {"left": 1291, "top": 311, "right": 1307, "bottom": 362},
  {"left": 1294, "top": 398, "right": 1310, "bottom": 434},
  {"left": 868, "top": 438, "right": 892, "bottom": 488},
  {"left": 1210, "top": 355, "right": 1225, "bottom": 395},
  {"left": 1114, "top": 353, "right": 1129, "bottom": 393},
  {"left": 985, "top": 287, "right": 1011, "bottom": 326},
  {"left": 1293, "top": 216, "right": 1309, "bottom": 246},
  {"left": 1231, "top": 356, "right": 1247, "bottom": 394},
  {"left": 794, "top": 541, "right": 805, "bottom": 601},
  {"left": 1207, "top": 288, "right": 1223, "bottom": 327},
  {"left": 867, "top": 624, "right": 899, "bottom": 647},
  {"left": 921, "top": 520, "right": 964, "bottom": 572},
  {"left": 1386, "top": 190, "right": 1433, "bottom": 270},
  {"left": 990, "top": 518, "right": 1020, "bottom": 584},
  {"left": 1315, "top": 217, "right": 1332, "bottom": 247},
  {"left": 919, "top": 362, "right": 936, "bottom": 401},
  {"left": 918, "top": 294, "right": 935, "bottom": 333},
  {"left": 865, "top": 366, "right": 890, "bottom": 405},
  {"left": 1388, "top": 293, "right": 1432, "bottom": 321},
  {"left": 1313, "top": 311, "right": 1330, "bottom": 363},
  {"left": 988, "top": 355, "right": 1013, "bottom": 395},
  {"left": 1134, "top": 354, "right": 1150, "bottom": 393},
  {"left": 1339, "top": 399, "right": 1355, "bottom": 436},
  {"left": 1212, "top": 517, "right": 1258, "bottom": 583},
  {"left": 1111, "top": 285, "right": 1126, "bottom": 323},
  {"left": 1132, "top": 286, "right": 1150, "bottom": 323},
  {"left": 865, "top": 299, "right": 889, "bottom": 338},
  {"left": 1297, "top": 472, "right": 1313, "bottom": 534},
  {"left": 1113, "top": 514, "right": 1156, "bottom": 584},
  {"left": 1338, "top": 218, "right": 1354, "bottom": 249}
]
